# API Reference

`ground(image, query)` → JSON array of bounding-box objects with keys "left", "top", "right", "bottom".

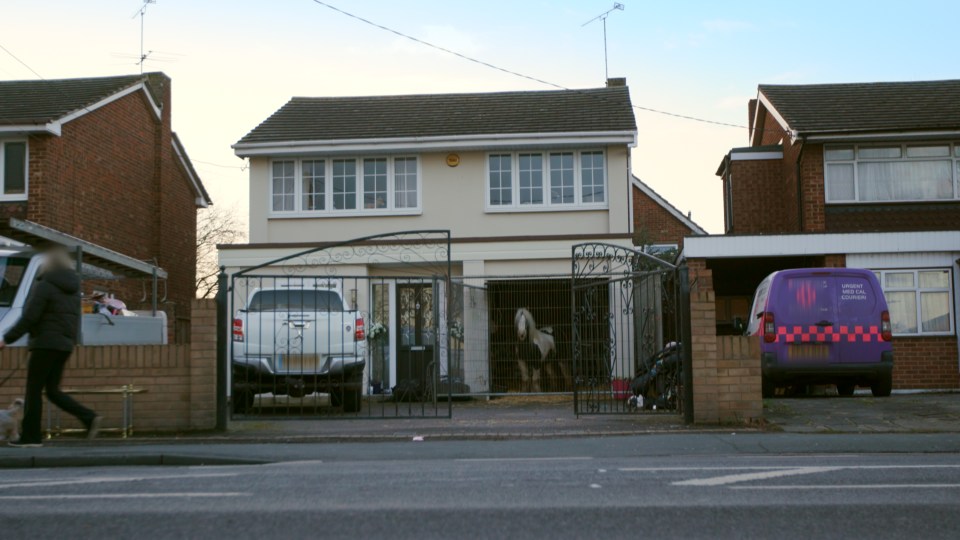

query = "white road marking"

[
  {"left": 0, "top": 473, "right": 237, "bottom": 490},
  {"left": 589, "top": 484, "right": 602, "bottom": 489},
  {"left": 731, "top": 484, "right": 960, "bottom": 490},
  {"left": 0, "top": 492, "right": 249, "bottom": 500},
  {"left": 260, "top": 460, "right": 325, "bottom": 467},
  {"left": 455, "top": 457, "right": 593, "bottom": 462},
  {"left": 672, "top": 467, "right": 842, "bottom": 487},
  {"left": 621, "top": 467, "right": 788, "bottom": 472}
]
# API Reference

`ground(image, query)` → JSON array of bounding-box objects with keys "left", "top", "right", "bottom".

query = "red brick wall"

[
  {"left": 798, "top": 143, "right": 826, "bottom": 232},
  {"left": 16, "top": 75, "right": 197, "bottom": 334},
  {"left": 632, "top": 185, "right": 698, "bottom": 248},
  {"left": 725, "top": 158, "right": 786, "bottom": 234},
  {"left": 825, "top": 203, "right": 960, "bottom": 232},
  {"left": 892, "top": 337, "right": 960, "bottom": 389}
]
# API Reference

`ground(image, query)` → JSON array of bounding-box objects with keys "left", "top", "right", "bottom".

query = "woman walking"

[{"left": 0, "top": 247, "right": 100, "bottom": 447}]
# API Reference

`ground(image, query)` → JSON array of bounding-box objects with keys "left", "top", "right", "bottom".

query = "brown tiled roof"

[
  {"left": 0, "top": 73, "right": 160, "bottom": 125},
  {"left": 235, "top": 86, "right": 635, "bottom": 145},
  {"left": 759, "top": 80, "right": 960, "bottom": 134}
]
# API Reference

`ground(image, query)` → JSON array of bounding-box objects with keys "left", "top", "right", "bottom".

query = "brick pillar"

[
  {"left": 688, "top": 259, "right": 719, "bottom": 423},
  {"left": 687, "top": 258, "right": 764, "bottom": 424},
  {"left": 188, "top": 299, "right": 217, "bottom": 429}
]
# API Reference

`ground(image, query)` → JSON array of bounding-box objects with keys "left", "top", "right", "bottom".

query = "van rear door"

[
  {"left": 835, "top": 273, "right": 882, "bottom": 363},
  {"left": 776, "top": 273, "right": 841, "bottom": 365}
]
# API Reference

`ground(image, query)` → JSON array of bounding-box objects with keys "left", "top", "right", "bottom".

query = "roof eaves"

[{"left": 172, "top": 133, "right": 212, "bottom": 208}]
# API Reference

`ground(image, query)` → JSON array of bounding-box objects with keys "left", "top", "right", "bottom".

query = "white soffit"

[{"left": 684, "top": 231, "right": 960, "bottom": 259}]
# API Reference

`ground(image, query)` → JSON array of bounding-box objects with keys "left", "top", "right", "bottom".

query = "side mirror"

[{"left": 733, "top": 316, "right": 745, "bottom": 334}]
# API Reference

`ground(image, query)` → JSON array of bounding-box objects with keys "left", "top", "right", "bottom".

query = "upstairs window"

[
  {"left": 0, "top": 141, "right": 27, "bottom": 200},
  {"left": 825, "top": 143, "right": 960, "bottom": 203},
  {"left": 487, "top": 150, "right": 606, "bottom": 211},
  {"left": 270, "top": 156, "right": 420, "bottom": 216}
]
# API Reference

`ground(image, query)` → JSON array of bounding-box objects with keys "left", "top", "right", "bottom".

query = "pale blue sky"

[{"left": 2, "top": 0, "right": 957, "bottom": 233}]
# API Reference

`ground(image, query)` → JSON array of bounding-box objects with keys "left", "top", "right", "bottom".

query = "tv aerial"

[
  {"left": 582, "top": 3, "right": 625, "bottom": 80},
  {"left": 132, "top": 1, "right": 158, "bottom": 74}
]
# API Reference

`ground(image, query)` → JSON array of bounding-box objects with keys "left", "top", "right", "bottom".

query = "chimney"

[{"left": 606, "top": 77, "right": 627, "bottom": 87}]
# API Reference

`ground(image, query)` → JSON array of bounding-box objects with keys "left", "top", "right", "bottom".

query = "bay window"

[
  {"left": 270, "top": 156, "right": 419, "bottom": 215},
  {"left": 488, "top": 150, "right": 606, "bottom": 210},
  {"left": 825, "top": 143, "right": 960, "bottom": 203}
]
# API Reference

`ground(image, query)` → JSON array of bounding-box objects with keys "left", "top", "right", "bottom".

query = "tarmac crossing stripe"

[
  {"left": 621, "top": 467, "right": 789, "bottom": 472},
  {"left": 672, "top": 467, "right": 842, "bottom": 486},
  {"left": 0, "top": 492, "right": 250, "bottom": 500},
  {"left": 0, "top": 473, "right": 238, "bottom": 490},
  {"left": 730, "top": 484, "right": 960, "bottom": 490}
]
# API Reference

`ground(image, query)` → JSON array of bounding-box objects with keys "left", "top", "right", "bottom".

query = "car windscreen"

[
  {"left": 0, "top": 256, "right": 30, "bottom": 307},
  {"left": 247, "top": 290, "right": 344, "bottom": 312}
]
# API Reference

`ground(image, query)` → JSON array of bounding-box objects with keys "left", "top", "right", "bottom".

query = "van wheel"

[
  {"left": 836, "top": 382, "right": 855, "bottom": 397},
  {"left": 871, "top": 374, "right": 893, "bottom": 397},
  {"left": 761, "top": 377, "right": 774, "bottom": 399}
]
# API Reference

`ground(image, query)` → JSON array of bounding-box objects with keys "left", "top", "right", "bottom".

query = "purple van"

[{"left": 745, "top": 268, "right": 894, "bottom": 398}]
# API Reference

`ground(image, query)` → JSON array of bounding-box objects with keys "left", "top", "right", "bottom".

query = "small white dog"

[{"left": 0, "top": 398, "right": 24, "bottom": 441}]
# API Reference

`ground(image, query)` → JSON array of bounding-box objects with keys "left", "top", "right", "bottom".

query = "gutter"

[{"left": 232, "top": 131, "right": 639, "bottom": 157}]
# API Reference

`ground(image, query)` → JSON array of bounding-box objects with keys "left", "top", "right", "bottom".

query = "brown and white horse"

[{"left": 514, "top": 308, "right": 571, "bottom": 392}]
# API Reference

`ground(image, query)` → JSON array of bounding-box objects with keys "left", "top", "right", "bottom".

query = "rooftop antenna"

[
  {"left": 132, "top": 0, "right": 157, "bottom": 74},
  {"left": 582, "top": 3, "right": 625, "bottom": 80}
]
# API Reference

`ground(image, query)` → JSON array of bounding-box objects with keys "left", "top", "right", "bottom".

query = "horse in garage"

[{"left": 514, "top": 308, "right": 571, "bottom": 393}]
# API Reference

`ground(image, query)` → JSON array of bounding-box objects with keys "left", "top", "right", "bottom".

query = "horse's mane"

[{"left": 515, "top": 307, "right": 536, "bottom": 330}]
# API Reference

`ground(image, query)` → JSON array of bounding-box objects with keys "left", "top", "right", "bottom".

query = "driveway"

[{"left": 765, "top": 392, "right": 960, "bottom": 433}]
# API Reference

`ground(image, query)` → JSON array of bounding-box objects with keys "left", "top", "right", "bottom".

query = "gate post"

[
  {"left": 215, "top": 267, "right": 229, "bottom": 431},
  {"left": 679, "top": 264, "right": 694, "bottom": 424}
]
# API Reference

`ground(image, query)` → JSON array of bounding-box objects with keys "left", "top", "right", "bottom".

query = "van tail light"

[
  {"left": 232, "top": 318, "right": 244, "bottom": 342},
  {"left": 763, "top": 312, "right": 776, "bottom": 343},
  {"left": 881, "top": 311, "right": 892, "bottom": 342},
  {"left": 355, "top": 316, "right": 366, "bottom": 341}
]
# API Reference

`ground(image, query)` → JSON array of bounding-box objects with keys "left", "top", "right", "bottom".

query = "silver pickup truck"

[{"left": 231, "top": 284, "right": 367, "bottom": 413}]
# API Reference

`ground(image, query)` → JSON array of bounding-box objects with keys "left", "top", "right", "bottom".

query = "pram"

[{"left": 627, "top": 342, "right": 682, "bottom": 411}]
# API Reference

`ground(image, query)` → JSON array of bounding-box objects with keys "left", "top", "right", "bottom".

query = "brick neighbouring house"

[
  {"left": 684, "top": 79, "right": 960, "bottom": 390},
  {"left": 0, "top": 72, "right": 211, "bottom": 340},
  {"left": 631, "top": 174, "right": 706, "bottom": 251}
]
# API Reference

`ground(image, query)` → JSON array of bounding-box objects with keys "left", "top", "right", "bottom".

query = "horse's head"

[{"left": 515, "top": 308, "right": 529, "bottom": 341}]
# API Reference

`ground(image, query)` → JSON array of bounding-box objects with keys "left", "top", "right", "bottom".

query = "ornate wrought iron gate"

[
  {"left": 571, "top": 243, "right": 689, "bottom": 416},
  {"left": 227, "top": 231, "right": 453, "bottom": 419}
]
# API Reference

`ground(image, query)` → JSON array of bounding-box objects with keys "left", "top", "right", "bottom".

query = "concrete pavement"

[{"left": 3, "top": 393, "right": 960, "bottom": 469}]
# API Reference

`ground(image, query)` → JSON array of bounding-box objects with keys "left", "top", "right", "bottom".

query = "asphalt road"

[{"left": 3, "top": 439, "right": 960, "bottom": 539}]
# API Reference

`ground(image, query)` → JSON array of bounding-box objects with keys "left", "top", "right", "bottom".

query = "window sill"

[
  {"left": 268, "top": 209, "right": 423, "bottom": 219},
  {"left": 484, "top": 204, "right": 608, "bottom": 214},
  {"left": 892, "top": 333, "right": 956, "bottom": 338},
  {"left": 826, "top": 199, "right": 960, "bottom": 205}
]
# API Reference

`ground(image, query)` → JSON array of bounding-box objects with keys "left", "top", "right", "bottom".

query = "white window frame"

[
  {"left": 267, "top": 156, "right": 422, "bottom": 218},
  {"left": 824, "top": 142, "right": 960, "bottom": 204},
  {"left": 0, "top": 139, "right": 29, "bottom": 202},
  {"left": 873, "top": 268, "right": 955, "bottom": 336},
  {"left": 484, "top": 149, "right": 609, "bottom": 213}
]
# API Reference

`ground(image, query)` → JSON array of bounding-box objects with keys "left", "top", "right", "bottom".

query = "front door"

[{"left": 396, "top": 282, "right": 436, "bottom": 398}]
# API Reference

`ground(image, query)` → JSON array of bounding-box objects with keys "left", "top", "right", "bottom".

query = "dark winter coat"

[{"left": 3, "top": 268, "right": 81, "bottom": 352}]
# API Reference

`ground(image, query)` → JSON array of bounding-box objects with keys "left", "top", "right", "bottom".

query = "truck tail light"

[
  {"left": 881, "top": 310, "right": 892, "bottom": 342},
  {"left": 763, "top": 312, "right": 776, "bottom": 343},
  {"left": 232, "top": 318, "right": 244, "bottom": 342},
  {"left": 355, "top": 316, "right": 365, "bottom": 341}
]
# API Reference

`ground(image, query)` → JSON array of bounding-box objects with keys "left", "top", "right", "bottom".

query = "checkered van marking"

[{"left": 775, "top": 325, "right": 882, "bottom": 343}]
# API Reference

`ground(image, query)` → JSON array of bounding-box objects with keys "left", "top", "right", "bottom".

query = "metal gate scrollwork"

[{"left": 571, "top": 242, "right": 688, "bottom": 416}]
